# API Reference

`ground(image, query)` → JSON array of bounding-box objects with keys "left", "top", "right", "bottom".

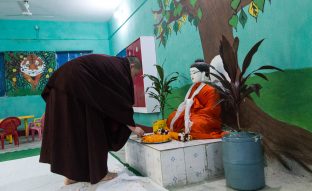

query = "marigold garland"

[{"left": 141, "top": 134, "right": 171, "bottom": 143}]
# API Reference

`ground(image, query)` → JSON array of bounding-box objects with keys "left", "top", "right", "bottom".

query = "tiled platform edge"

[{"left": 125, "top": 136, "right": 224, "bottom": 188}]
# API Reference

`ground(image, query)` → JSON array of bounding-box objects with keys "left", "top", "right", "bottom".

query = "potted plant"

[
  {"left": 143, "top": 64, "right": 179, "bottom": 133},
  {"left": 208, "top": 35, "right": 283, "bottom": 190}
]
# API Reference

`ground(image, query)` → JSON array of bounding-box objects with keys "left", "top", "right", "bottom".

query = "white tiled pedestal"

[{"left": 125, "top": 136, "right": 224, "bottom": 188}]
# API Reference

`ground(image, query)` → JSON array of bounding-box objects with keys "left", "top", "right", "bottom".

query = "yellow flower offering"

[
  {"left": 141, "top": 134, "right": 171, "bottom": 144},
  {"left": 152, "top": 119, "right": 167, "bottom": 133}
]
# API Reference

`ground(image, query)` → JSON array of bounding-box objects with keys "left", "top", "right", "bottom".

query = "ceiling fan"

[
  {"left": 20, "top": 0, "right": 32, "bottom": 16},
  {"left": 6, "top": 0, "right": 54, "bottom": 18}
]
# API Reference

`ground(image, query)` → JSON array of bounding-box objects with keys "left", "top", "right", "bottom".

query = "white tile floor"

[
  {"left": 0, "top": 136, "right": 41, "bottom": 154},
  {"left": 1, "top": 138, "right": 312, "bottom": 191},
  {"left": 172, "top": 164, "right": 312, "bottom": 191},
  {"left": 0, "top": 154, "right": 167, "bottom": 191}
]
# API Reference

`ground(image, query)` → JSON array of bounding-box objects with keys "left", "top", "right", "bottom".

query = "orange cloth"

[{"left": 166, "top": 82, "right": 223, "bottom": 139}]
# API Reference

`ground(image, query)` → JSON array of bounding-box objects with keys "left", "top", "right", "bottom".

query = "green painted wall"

[
  {"left": 0, "top": 95, "right": 44, "bottom": 120},
  {"left": 108, "top": 0, "right": 202, "bottom": 126},
  {"left": 233, "top": 0, "right": 312, "bottom": 131},
  {"left": 0, "top": 20, "right": 110, "bottom": 52},
  {"left": 0, "top": 20, "right": 110, "bottom": 119},
  {"left": 234, "top": 0, "right": 312, "bottom": 71},
  {"left": 248, "top": 68, "right": 312, "bottom": 131},
  {"left": 109, "top": 0, "right": 312, "bottom": 130}
]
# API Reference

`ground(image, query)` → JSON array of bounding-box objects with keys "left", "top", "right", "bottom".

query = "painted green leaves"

[
  {"left": 231, "top": 0, "right": 241, "bottom": 10},
  {"left": 197, "top": 8, "right": 202, "bottom": 20},
  {"left": 190, "top": 0, "right": 197, "bottom": 8},
  {"left": 152, "top": 0, "right": 203, "bottom": 47},
  {"left": 173, "top": 4, "right": 183, "bottom": 17},
  {"left": 239, "top": 8, "right": 248, "bottom": 28},
  {"left": 229, "top": 0, "right": 270, "bottom": 30},
  {"left": 249, "top": 0, "right": 266, "bottom": 19},
  {"left": 253, "top": 0, "right": 265, "bottom": 12},
  {"left": 229, "top": 0, "right": 242, "bottom": 29},
  {"left": 229, "top": 15, "right": 238, "bottom": 29},
  {"left": 189, "top": 0, "right": 199, "bottom": 27},
  {"left": 173, "top": 21, "right": 179, "bottom": 34}
]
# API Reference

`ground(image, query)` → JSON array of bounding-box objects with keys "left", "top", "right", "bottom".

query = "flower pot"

[
  {"left": 152, "top": 119, "right": 167, "bottom": 133},
  {"left": 222, "top": 132, "right": 265, "bottom": 190}
]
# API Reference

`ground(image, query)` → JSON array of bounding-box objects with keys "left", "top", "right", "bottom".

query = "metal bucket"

[{"left": 222, "top": 132, "right": 265, "bottom": 190}]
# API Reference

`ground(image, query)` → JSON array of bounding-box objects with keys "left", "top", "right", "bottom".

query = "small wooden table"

[{"left": 18, "top": 115, "right": 35, "bottom": 139}]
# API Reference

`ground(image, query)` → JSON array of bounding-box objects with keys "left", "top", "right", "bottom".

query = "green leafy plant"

[
  {"left": 143, "top": 64, "right": 179, "bottom": 120},
  {"left": 209, "top": 36, "right": 283, "bottom": 130}
]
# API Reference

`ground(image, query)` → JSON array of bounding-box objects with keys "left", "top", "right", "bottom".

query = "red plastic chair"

[
  {"left": 0, "top": 117, "right": 21, "bottom": 150},
  {"left": 28, "top": 114, "right": 45, "bottom": 142}
]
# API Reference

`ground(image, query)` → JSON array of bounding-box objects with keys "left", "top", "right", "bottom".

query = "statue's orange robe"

[{"left": 166, "top": 82, "right": 223, "bottom": 139}]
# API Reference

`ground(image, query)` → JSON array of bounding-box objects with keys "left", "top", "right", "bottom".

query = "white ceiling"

[{"left": 0, "top": 0, "right": 124, "bottom": 22}]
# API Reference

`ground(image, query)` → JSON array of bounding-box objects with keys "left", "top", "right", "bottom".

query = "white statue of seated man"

[{"left": 166, "top": 58, "right": 224, "bottom": 140}]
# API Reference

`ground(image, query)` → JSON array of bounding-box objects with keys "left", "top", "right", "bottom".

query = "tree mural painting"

[
  {"left": 153, "top": 0, "right": 268, "bottom": 61},
  {"left": 153, "top": 0, "right": 312, "bottom": 172}
]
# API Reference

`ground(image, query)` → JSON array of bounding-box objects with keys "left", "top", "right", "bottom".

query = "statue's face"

[{"left": 190, "top": 67, "right": 203, "bottom": 83}]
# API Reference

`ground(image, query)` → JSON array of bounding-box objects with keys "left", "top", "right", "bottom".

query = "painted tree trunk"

[
  {"left": 198, "top": 0, "right": 234, "bottom": 62},
  {"left": 196, "top": 0, "right": 312, "bottom": 171}
]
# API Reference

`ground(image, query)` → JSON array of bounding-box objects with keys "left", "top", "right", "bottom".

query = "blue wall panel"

[
  {"left": 116, "top": 48, "right": 127, "bottom": 58},
  {"left": 56, "top": 51, "right": 92, "bottom": 68}
]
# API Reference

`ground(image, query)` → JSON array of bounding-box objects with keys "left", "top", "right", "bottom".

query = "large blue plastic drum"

[{"left": 222, "top": 132, "right": 265, "bottom": 190}]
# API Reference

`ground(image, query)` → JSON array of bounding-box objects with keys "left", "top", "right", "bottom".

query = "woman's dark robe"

[{"left": 39, "top": 54, "right": 135, "bottom": 184}]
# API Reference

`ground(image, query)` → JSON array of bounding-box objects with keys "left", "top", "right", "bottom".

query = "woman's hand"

[
  {"left": 128, "top": 125, "right": 145, "bottom": 137},
  {"left": 133, "top": 127, "right": 145, "bottom": 137}
]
